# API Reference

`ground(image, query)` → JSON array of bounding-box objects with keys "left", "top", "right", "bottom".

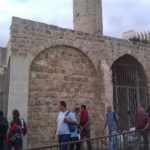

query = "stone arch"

[
  {"left": 29, "top": 39, "right": 95, "bottom": 66},
  {"left": 109, "top": 52, "right": 147, "bottom": 72},
  {"left": 27, "top": 45, "right": 100, "bottom": 148},
  {"left": 30, "top": 45, "right": 97, "bottom": 74},
  {"left": 111, "top": 54, "right": 148, "bottom": 129}
]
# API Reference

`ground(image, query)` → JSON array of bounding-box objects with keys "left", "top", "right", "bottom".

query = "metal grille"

[{"left": 112, "top": 55, "right": 147, "bottom": 130}]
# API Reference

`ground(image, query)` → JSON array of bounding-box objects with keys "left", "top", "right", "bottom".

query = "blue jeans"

[
  {"left": 58, "top": 134, "right": 71, "bottom": 150},
  {"left": 109, "top": 130, "right": 118, "bottom": 150}
]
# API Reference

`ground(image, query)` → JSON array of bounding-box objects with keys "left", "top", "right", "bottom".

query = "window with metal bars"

[{"left": 112, "top": 54, "right": 147, "bottom": 130}]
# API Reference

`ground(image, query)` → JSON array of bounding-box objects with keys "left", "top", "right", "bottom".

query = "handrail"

[{"left": 26, "top": 129, "right": 150, "bottom": 150}]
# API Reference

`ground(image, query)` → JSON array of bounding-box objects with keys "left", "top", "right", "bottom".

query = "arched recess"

[
  {"left": 27, "top": 45, "right": 99, "bottom": 148},
  {"left": 112, "top": 54, "right": 148, "bottom": 130}
]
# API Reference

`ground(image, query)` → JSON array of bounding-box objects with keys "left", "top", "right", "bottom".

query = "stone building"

[
  {"left": 0, "top": 0, "right": 150, "bottom": 148},
  {"left": 122, "top": 30, "right": 138, "bottom": 40},
  {"left": 123, "top": 30, "right": 150, "bottom": 43}
]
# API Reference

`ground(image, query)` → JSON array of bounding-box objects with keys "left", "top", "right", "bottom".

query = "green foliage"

[
  {"left": 129, "top": 36, "right": 140, "bottom": 42},
  {"left": 129, "top": 32, "right": 150, "bottom": 44},
  {"left": 141, "top": 39, "right": 149, "bottom": 44}
]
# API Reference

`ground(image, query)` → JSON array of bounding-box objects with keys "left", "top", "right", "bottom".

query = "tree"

[{"left": 129, "top": 32, "right": 150, "bottom": 44}]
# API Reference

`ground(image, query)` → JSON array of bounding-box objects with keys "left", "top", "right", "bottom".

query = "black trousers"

[
  {"left": 70, "top": 137, "right": 80, "bottom": 150},
  {"left": 80, "top": 130, "right": 92, "bottom": 150},
  {"left": 0, "top": 138, "right": 6, "bottom": 150}
]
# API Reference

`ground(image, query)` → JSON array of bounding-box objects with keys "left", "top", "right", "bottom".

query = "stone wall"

[
  {"left": 28, "top": 46, "right": 101, "bottom": 148},
  {"left": 103, "top": 38, "right": 150, "bottom": 102},
  {"left": 10, "top": 17, "right": 150, "bottom": 69},
  {"left": 8, "top": 17, "right": 150, "bottom": 148}
]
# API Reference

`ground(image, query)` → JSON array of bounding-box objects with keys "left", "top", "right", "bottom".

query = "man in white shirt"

[{"left": 53, "top": 101, "right": 77, "bottom": 150}]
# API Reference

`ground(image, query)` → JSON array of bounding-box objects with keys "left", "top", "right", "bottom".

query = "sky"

[{"left": 0, "top": 0, "right": 150, "bottom": 47}]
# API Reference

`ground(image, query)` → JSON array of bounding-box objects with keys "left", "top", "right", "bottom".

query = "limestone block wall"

[
  {"left": 8, "top": 17, "right": 150, "bottom": 148},
  {"left": 28, "top": 46, "right": 100, "bottom": 148},
  {"left": 101, "top": 36, "right": 150, "bottom": 102}
]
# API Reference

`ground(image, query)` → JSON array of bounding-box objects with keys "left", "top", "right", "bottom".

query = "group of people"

[
  {"left": 1, "top": 102, "right": 150, "bottom": 150},
  {"left": 0, "top": 109, "right": 27, "bottom": 150},
  {"left": 53, "top": 101, "right": 150, "bottom": 150},
  {"left": 103, "top": 106, "right": 150, "bottom": 150},
  {"left": 53, "top": 101, "right": 92, "bottom": 150},
  {"left": 52, "top": 101, "right": 121, "bottom": 150}
]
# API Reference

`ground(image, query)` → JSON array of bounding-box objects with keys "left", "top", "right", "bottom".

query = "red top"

[
  {"left": 136, "top": 113, "right": 149, "bottom": 129},
  {"left": 80, "top": 110, "right": 88, "bottom": 126}
]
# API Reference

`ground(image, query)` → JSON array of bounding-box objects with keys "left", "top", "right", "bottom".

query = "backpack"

[
  {"left": 9, "top": 123, "right": 23, "bottom": 144},
  {"left": 0, "top": 117, "right": 8, "bottom": 139},
  {"left": 65, "top": 112, "right": 76, "bottom": 132},
  {"left": 8, "top": 118, "right": 27, "bottom": 144},
  {"left": 19, "top": 118, "right": 27, "bottom": 136},
  {"left": 113, "top": 112, "right": 119, "bottom": 129}
]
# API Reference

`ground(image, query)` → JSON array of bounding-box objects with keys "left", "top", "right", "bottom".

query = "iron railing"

[
  {"left": 27, "top": 129, "right": 150, "bottom": 150},
  {"left": 112, "top": 56, "right": 148, "bottom": 130}
]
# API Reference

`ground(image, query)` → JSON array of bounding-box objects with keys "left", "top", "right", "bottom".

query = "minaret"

[{"left": 73, "top": 0, "right": 103, "bottom": 34}]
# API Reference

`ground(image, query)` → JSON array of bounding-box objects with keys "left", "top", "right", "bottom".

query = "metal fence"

[
  {"left": 112, "top": 56, "right": 148, "bottom": 130},
  {"left": 27, "top": 129, "right": 150, "bottom": 150}
]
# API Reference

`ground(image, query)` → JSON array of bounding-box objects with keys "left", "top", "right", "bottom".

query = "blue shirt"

[
  {"left": 106, "top": 112, "right": 119, "bottom": 132},
  {"left": 56, "top": 111, "right": 76, "bottom": 135},
  {"left": 70, "top": 113, "right": 78, "bottom": 138}
]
